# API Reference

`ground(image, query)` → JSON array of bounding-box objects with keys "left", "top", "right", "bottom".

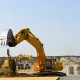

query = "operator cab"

[{"left": 45, "top": 59, "right": 53, "bottom": 70}]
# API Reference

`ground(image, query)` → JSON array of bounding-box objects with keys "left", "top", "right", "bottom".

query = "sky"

[{"left": 0, "top": 0, "right": 80, "bottom": 57}]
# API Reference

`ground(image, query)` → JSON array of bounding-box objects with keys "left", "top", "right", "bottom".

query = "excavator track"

[
  {"left": 33, "top": 72, "right": 66, "bottom": 77},
  {"left": 16, "top": 72, "right": 66, "bottom": 77}
]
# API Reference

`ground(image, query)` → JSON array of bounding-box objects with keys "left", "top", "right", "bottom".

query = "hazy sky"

[{"left": 0, "top": 0, "right": 80, "bottom": 57}]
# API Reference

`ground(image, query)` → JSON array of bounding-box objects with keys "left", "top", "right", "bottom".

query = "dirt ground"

[{"left": 0, "top": 77, "right": 59, "bottom": 80}]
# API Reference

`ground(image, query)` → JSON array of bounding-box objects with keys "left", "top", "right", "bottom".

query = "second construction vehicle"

[{"left": 0, "top": 28, "right": 66, "bottom": 76}]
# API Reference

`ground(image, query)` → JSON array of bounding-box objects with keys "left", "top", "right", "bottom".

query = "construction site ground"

[
  {"left": 0, "top": 56, "right": 80, "bottom": 80},
  {"left": 0, "top": 76, "right": 80, "bottom": 80},
  {"left": 0, "top": 77, "right": 58, "bottom": 80}
]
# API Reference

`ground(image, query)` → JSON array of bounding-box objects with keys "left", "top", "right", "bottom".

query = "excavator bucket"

[{"left": 0, "top": 29, "right": 14, "bottom": 47}]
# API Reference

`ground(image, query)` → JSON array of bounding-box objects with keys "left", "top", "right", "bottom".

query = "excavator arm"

[{"left": 6, "top": 28, "right": 46, "bottom": 71}]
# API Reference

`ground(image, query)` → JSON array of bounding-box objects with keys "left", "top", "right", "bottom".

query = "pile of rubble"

[
  {"left": 60, "top": 56, "right": 80, "bottom": 75},
  {"left": 60, "top": 57, "right": 75, "bottom": 67}
]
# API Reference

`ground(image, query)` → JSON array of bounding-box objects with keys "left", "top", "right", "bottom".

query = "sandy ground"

[{"left": 0, "top": 77, "right": 59, "bottom": 80}]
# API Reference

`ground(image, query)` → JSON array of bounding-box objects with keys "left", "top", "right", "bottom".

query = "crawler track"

[{"left": 16, "top": 72, "right": 66, "bottom": 77}]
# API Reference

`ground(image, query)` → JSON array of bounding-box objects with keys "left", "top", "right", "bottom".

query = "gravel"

[{"left": 59, "top": 76, "right": 80, "bottom": 80}]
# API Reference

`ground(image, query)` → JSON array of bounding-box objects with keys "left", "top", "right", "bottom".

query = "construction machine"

[{"left": 0, "top": 28, "right": 66, "bottom": 76}]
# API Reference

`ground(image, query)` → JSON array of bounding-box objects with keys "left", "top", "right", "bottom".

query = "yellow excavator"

[{"left": 0, "top": 28, "right": 66, "bottom": 76}]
